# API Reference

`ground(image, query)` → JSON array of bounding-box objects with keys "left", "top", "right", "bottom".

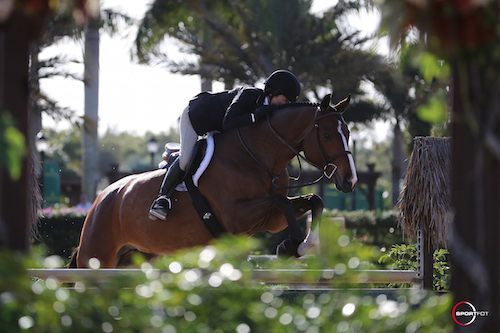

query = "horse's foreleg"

[
  {"left": 271, "top": 193, "right": 323, "bottom": 257},
  {"left": 270, "top": 194, "right": 303, "bottom": 257},
  {"left": 289, "top": 194, "right": 324, "bottom": 256}
]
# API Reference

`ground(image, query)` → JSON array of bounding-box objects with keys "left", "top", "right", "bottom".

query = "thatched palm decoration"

[{"left": 397, "top": 137, "right": 451, "bottom": 248}]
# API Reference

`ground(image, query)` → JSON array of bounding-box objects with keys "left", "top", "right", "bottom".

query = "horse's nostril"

[{"left": 341, "top": 177, "right": 356, "bottom": 192}]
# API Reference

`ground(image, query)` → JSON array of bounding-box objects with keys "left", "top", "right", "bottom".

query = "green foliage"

[
  {"left": 1, "top": 235, "right": 452, "bottom": 332},
  {"left": 411, "top": 51, "right": 450, "bottom": 126},
  {"left": 405, "top": 45, "right": 451, "bottom": 131},
  {"left": 0, "top": 112, "right": 26, "bottom": 180},
  {"left": 432, "top": 249, "right": 450, "bottom": 291},
  {"left": 417, "top": 53, "right": 450, "bottom": 84},
  {"left": 378, "top": 244, "right": 417, "bottom": 271},
  {"left": 378, "top": 244, "right": 450, "bottom": 290},
  {"left": 417, "top": 93, "right": 448, "bottom": 125}
]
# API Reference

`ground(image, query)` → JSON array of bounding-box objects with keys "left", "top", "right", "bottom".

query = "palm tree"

[
  {"left": 134, "top": 0, "right": 386, "bottom": 122},
  {"left": 82, "top": 13, "right": 100, "bottom": 201},
  {"left": 31, "top": 8, "right": 134, "bottom": 201}
]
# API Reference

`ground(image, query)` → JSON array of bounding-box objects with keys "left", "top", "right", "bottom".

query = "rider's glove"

[{"left": 253, "top": 105, "right": 272, "bottom": 122}]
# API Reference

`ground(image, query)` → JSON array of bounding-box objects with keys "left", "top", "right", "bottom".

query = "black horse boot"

[{"left": 149, "top": 158, "right": 185, "bottom": 221}]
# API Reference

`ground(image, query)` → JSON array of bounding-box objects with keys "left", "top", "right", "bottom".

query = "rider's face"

[{"left": 270, "top": 94, "right": 290, "bottom": 105}]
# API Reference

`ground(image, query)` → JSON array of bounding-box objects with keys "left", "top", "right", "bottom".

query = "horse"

[{"left": 69, "top": 94, "right": 357, "bottom": 268}]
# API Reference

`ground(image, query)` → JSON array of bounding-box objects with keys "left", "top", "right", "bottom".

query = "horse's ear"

[
  {"left": 320, "top": 93, "right": 332, "bottom": 111},
  {"left": 331, "top": 94, "right": 351, "bottom": 113}
]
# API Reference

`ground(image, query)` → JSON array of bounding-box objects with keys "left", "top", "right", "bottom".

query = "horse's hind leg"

[
  {"left": 68, "top": 247, "right": 78, "bottom": 268},
  {"left": 77, "top": 238, "right": 120, "bottom": 268},
  {"left": 115, "top": 246, "right": 157, "bottom": 267},
  {"left": 76, "top": 214, "right": 121, "bottom": 268}
]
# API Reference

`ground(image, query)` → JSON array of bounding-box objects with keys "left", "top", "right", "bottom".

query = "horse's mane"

[
  {"left": 291, "top": 101, "right": 321, "bottom": 107},
  {"left": 266, "top": 102, "right": 320, "bottom": 115},
  {"left": 278, "top": 101, "right": 320, "bottom": 109}
]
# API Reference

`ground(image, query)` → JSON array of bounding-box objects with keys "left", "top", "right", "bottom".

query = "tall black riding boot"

[{"left": 149, "top": 158, "right": 185, "bottom": 221}]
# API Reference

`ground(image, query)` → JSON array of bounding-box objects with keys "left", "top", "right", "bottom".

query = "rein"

[{"left": 237, "top": 105, "right": 353, "bottom": 190}]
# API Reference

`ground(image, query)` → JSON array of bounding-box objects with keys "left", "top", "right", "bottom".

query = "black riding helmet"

[{"left": 264, "top": 70, "right": 301, "bottom": 102}]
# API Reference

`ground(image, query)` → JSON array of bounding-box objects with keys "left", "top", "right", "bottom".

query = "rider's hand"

[{"left": 253, "top": 105, "right": 272, "bottom": 121}]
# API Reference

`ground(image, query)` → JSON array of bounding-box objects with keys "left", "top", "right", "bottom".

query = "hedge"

[{"left": 34, "top": 214, "right": 84, "bottom": 259}]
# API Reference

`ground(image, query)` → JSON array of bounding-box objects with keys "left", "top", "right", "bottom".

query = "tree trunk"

[
  {"left": 29, "top": 44, "right": 43, "bottom": 199},
  {"left": 201, "top": 76, "right": 212, "bottom": 92},
  {"left": 391, "top": 117, "right": 404, "bottom": 205},
  {"left": 450, "top": 56, "right": 500, "bottom": 332},
  {"left": 82, "top": 16, "right": 100, "bottom": 201},
  {"left": 0, "top": 10, "right": 35, "bottom": 251}
]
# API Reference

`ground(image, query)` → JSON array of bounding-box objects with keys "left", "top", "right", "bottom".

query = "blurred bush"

[{"left": 1, "top": 235, "right": 452, "bottom": 332}]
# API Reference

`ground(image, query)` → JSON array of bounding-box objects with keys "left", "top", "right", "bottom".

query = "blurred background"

[{"left": 28, "top": 0, "right": 445, "bottom": 212}]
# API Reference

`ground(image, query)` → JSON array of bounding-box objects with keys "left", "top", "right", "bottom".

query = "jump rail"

[{"left": 27, "top": 268, "right": 419, "bottom": 285}]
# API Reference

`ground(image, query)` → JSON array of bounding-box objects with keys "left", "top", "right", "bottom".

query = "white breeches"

[{"left": 179, "top": 107, "right": 198, "bottom": 171}]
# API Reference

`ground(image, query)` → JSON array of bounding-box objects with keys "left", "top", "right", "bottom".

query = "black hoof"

[{"left": 276, "top": 238, "right": 301, "bottom": 258}]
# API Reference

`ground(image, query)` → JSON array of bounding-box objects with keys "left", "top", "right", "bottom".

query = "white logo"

[{"left": 452, "top": 301, "right": 489, "bottom": 326}]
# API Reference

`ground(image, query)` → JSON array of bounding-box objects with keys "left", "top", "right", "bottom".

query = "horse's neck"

[
  {"left": 245, "top": 106, "right": 316, "bottom": 172},
  {"left": 272, "top": 105, "right": 316, "bottom": 145}
]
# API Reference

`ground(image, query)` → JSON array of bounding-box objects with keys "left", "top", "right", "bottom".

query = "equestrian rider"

[{"left": 149, "top": 69, "right": 302, "bottom": 221}]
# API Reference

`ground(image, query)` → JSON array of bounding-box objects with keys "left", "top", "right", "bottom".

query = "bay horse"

[{"left": 70, "top": 94, "right": 357, "bottom": 268}]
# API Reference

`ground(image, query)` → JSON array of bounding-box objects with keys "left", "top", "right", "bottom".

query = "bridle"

[
  {"left": 237, "top": 104, "right": 353, "bottom": 190},
  {"left": 312, "top": 111, "right": 353, "bottom": 179}
]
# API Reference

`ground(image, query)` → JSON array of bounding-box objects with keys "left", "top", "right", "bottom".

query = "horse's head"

[{"left": 302, "top": 94, "right": 357, "bottom": 192}]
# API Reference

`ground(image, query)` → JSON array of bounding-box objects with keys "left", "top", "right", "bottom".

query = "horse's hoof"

[{"left": 276, "top": 239, "right": 301, "bottom": 258}]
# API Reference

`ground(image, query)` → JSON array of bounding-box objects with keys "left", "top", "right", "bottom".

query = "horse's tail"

[{"left": 67, "top": 247, "right": 79, "bottom": 268}]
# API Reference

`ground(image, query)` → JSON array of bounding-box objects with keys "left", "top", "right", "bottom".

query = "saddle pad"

[
  {"left": 192, "top": 133, "right": 215, "bottom": 187},
  {"left": 172, "top": 133, "right": 215, "bottom": 191}
]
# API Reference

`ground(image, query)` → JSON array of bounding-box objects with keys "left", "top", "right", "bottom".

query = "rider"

[{"left": 149, "top": 69, "right": 302, "bottom": 221}]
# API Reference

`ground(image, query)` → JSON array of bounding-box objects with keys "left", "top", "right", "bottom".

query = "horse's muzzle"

[{"left": 335, "top": 174, "right": 356, "bottom": 193}]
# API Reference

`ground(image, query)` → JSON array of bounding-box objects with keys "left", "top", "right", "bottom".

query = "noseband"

[{"left": 237, "top": 105, "right": 352, "bottom": 189}]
